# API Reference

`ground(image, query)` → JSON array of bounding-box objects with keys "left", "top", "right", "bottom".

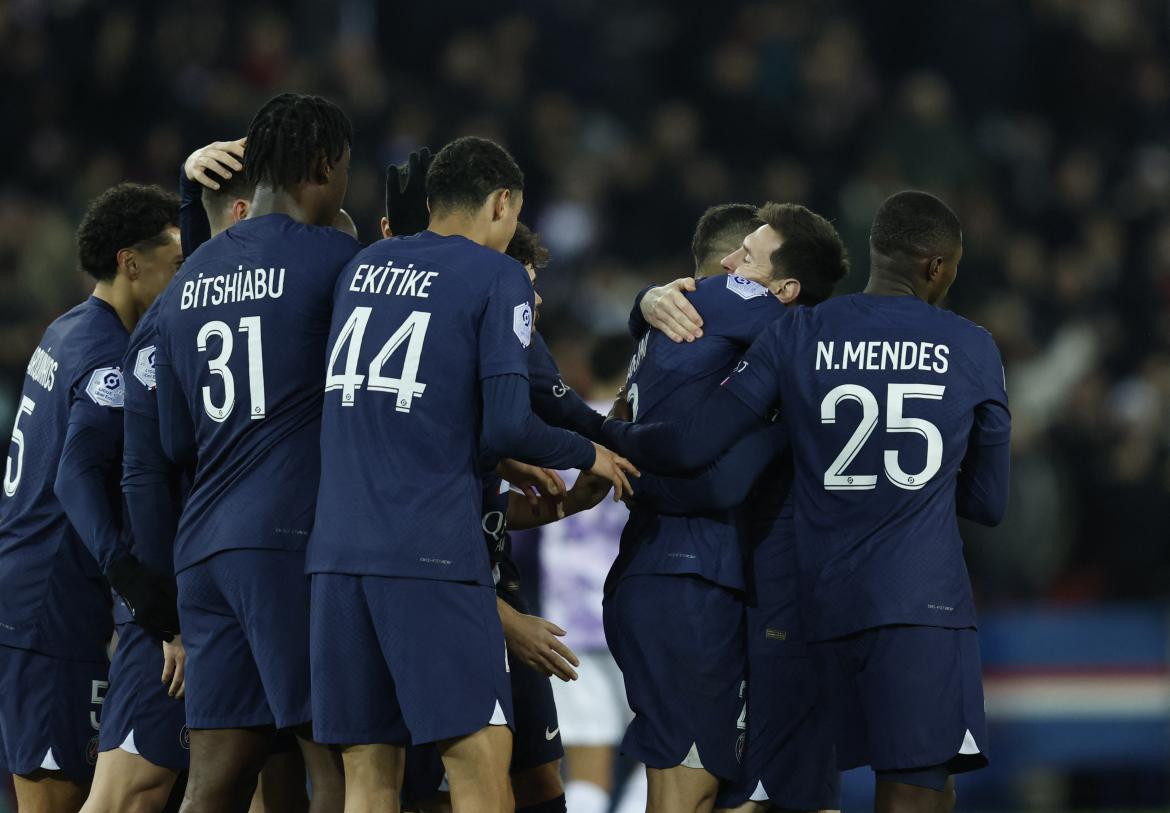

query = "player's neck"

[
  {"left": 91, "top": 280, "right": 140, "bottom": 333},
  {"left": 248, "top": 185, "right": 320, "bottom": 226},
  {"left": 428, "top": 212, "right": 490, "bottom": 247},
  {"left": 863, "top": 271, "right": 921, "bottom": 300}
]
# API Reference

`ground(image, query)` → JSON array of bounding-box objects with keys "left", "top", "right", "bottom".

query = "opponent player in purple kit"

[
  {"left": 152, "top": 93, "right": 357, "bottom": 813},
  {"left": 307, "top": 136, "right": 636, "bottom": 813},
  {"left": 601, "top": 191, "right": 1011, "bottom": 813},
  {"left": 0, "top": 183, "right": 181, "bottom": 812}
]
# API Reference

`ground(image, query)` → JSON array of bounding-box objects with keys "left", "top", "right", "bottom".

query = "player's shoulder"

[{"left": 691, "top": 274, "right": 778, "bottom": 310}]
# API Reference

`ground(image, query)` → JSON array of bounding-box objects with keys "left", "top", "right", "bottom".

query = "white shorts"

[{"left": 550, "top": 649, "right": 631, "bottom": 746}]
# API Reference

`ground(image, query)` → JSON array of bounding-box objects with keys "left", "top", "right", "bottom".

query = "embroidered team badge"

[
  {"left": 180, "top": 725, "right": 191, "bottom": 750},
  {"left": 726, "top": 275, "right": 767, "bottom": 300},
  {"left": 85, "top": 367, "right": 125, "bottom": 407},
  {"left": 513, "top": 303, "right": 533, "bottom": 348},
  {"left": 133, "top": 346, "right": 157, "bottom": 390}
]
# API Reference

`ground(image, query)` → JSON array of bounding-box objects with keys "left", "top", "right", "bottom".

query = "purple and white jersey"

[{"left": 539, "top": 400, "right": 628, "bottom": 652}]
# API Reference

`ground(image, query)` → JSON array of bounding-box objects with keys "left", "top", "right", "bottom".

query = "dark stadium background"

[{"left": 2, "top": 0, "right": 1169, "bottom": 810}]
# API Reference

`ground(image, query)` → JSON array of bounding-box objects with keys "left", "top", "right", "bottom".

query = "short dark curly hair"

[
  {"left": 505, "top": 222, "right": 550, "bottom": 269},
  {"left": 869, "top": 190, "right": 962, "bottom": 262},
  {"left": 76, "top": 183, "right": 180, "bottom": 281},
  {"left": 691, "top": 203, "right": 761, "bottom": 273},
  {"left": 426, "top": 136, "right": 524, "bottom": 216},
  {"left": 758, "top": 201, "right": 849, "bottom": 306}
]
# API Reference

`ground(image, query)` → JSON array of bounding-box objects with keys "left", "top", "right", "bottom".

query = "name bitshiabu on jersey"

[
  {"left": 0, "top": 297, "right": 128, "bottom": 661},
  {"left": 307, "top": 231, "right": 534, "bottom": 585},
  {"left": 613, "top": 274, "right": 784, "bottom": 593},
  {"left": 725, "top": 293, "right": 1010, "bottom": 640},
  {"left": 153, "top": 214, "right": 359, "bottom": 572}
]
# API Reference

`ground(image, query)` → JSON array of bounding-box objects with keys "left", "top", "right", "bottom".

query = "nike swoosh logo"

[{"left": 545, "top": 726, "right": 559, "bottom": 741}]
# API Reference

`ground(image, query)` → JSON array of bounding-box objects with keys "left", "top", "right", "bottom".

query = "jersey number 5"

[
  {"left": 3, "top": 396, "right": 35, "bottom": 497},
  {"left": 197, "top": 317, "right": 266, "bottom": 422},
  {"left": 326, "top": 307, "right": 429, "bottom": 413},
  {"left": 821, "top": 383, "right": 945, "bottom": 491}
]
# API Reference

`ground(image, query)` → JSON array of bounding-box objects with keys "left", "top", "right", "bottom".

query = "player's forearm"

[
  {"left": 628, "top": 284, "right": 653, "bottom": 339},
  {"left": 634, "top": 422, "right": 788, "bottom": 514},
  {"left": 179, "top": 165, "right": 211, "bottom": 258},
  {"left": 957, "top": 400, "right": 1011, "bottom": 526},
  {"left": 482, "top": 374, "right": 595, "bottom": 470},
  {"left": 534, "top": 385, "right": 606, "bottom": 444},
  {"left": 55, "top": 421, "right": 128, "bottom": 572},
  {"left": 155, "top": 364, "right": 196, "bottom": 464},
  {"left": 599, "top": 386, "right": 762, "bottom": 474}
]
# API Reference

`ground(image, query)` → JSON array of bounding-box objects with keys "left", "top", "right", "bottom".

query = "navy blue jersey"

[
  {"left": 725, "top": 294, "right": 1010, "bottom": 639},
  {"left": 153, "top": 214, "right": 359, "bottom": 572},
  {"left": 308, "top": 231, "right": 536, "bottom": 584},
  {"left": 528, "top": 331, "right": 605, "bottom": 443},
  {"left": 612, "top": 274, "right": 783, "bottom": 592},
  {"left": 0, "top": 297, "right": 128, "bottom": 660}
]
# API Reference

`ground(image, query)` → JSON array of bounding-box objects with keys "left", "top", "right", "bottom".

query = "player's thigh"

[
  {"left": 645, "top": 764, "right": 719, "bottom": 813},
  {"left": 366, "top": 577, "right": 513, "bottom": 747},
  {"left": 82, "top": 747, "right": 177, "bottom": 812},
  {"left": 217, "top": 549, "right": 312, "bottom": 730},
  {"left": 875, "top": 774, "right": 955, "bottom": 813},
  {"left": 563, "top": 745, "right": 614, "bottom": 790},
  {"left": 249, "top": 734, "right": 308, "bottom": 813},
  {"left": 438, "top": 724, "right": 512, "bottom": 791},
  {"left": 177, "top": 561, "right": 273, "bottom": 730},
  {"left": 184, "top": 727, "right": 272, "bottom": 797},
  {"left": 340, "top": 742, "right": 404, "bottom": 800},
  {"left": 13, "top": 770, "right": 88, "bottom": 812},
  {"left": 309, "top": 573, "right": 411, "bottom": 748}
]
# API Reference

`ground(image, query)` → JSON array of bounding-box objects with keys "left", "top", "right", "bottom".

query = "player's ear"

[
  {"left": 315, "top": 152, "right": 332, "bottom": 185},
  {"left": 491, "top": 189, "right": 509, "bottom": 222},
  {"left": 231, "top": 199, "right": 248, "bottom": 224},
  {"left": 381, "top": 217, "right": 393, "bottom": 239},
  {"left": 773, "top": 278, "right": 801, "bottom": 304},
  {"left": 117, "top": 247, "right": 138, "bottom": 281},
  {"left": 925, "top": 255, "right": 944, "bottom": 283}
]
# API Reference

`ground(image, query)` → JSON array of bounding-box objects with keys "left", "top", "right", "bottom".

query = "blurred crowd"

[{"left": 2, "top": 0, "right": 1168, "bottom": 603}]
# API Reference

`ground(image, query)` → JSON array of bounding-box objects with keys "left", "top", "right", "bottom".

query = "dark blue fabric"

[
  {"left": 528, "top": 331, "right": 606, "bottom": 443},
  {"left": 309, "top": 231, "right": 555, "bottom": 584},
  {"left": 178, "top": 166, "right": 211, "bottom": 259},
  {"left": 482, "top": 374, "right": 594, "bottom": 471},
  {"left": 154, "top": 214, "right": 359, "bottom": 572},
  {"left": 0, "top": 296, "right": 126, "bottom": 660}
]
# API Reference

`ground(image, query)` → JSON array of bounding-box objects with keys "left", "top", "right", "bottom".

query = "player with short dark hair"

[
  {"left": 0, "top": 182, "right": 181, "bottom": 812},
  {"left": 600, "top": 190, "right": 1011, "bottom": 813},
  {"left": 690, "top": 204, "right": 763, "bottom": 279},
  {"left": 307, "top": 135, "right": 636, "bottom": 813},
  {"left": 604, "top": 202, "right": 847, "bottom": 813},
  {"left": 151, "top": 92, "right": 357, "bottom": 813}
]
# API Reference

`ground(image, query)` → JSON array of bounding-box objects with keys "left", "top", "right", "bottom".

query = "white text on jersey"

[
  {"left": 348, "top": 263, "right": 438, "bottom": 299},
  {"left": 180, "top": 267, "right": 285, "bottom": 310},
  {"left": 26, "top": 345, "right": 58, "bottom": 391},
  {"left": 816, "top": 340, "right": 950, "bottom": 374}
]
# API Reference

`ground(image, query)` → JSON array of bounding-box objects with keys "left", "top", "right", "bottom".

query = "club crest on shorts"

[
  {"left": 86, "top": 367, "right": 125, "bottom": 407},
  {"left": 180, "top": 725, "right": 191, "bottom": 750},
  {"left": 513, "top": 302, "right": 533, "bottom": 347},
  {"left": 86, "top": 734, "right": 100, "bottom": 765}
]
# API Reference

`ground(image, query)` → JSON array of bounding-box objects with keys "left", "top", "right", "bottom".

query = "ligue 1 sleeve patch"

[
  {"left": 86, "top": 367, "right": 125, "bottom": 407},
  {"left": 513, "top": 302, "right": 533, "bottom": 348},
  {"left": 726, "top": 275, "right": 768, "bottom": 300},
  {"left": 133, "top": 346, "right": 157, "bottom": 390}
]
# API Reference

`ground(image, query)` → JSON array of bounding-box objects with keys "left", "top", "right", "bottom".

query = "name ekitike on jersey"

[
  {"left": 348, "top": 263, "right": 438, "bottom": 299},
  {"left": 26, "top": 345, "right": 58, "bottom": 391},
  {"left": 180, "top": 267, "right": 286, "bottom": 310},
  {"left": 815, "top": 340, "right": 950, "bottom": 374}
]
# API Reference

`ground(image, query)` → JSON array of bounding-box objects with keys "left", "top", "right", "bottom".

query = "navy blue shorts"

[
  {"left": 813, "top": 625, "right": 988, "bottom": 776},
  {"left": 401, "top": 638, "right": 564, "bottom": 805},
  {"left": 603, "top": 574, "right": 745, "bottom": 781},
  {"left": 717, "top": 609, "right": 838, "bottom": 810},
  {"left": 0, "top": 644, "right": 107, "bottom": 784},
  {"left": 98, "top": 623, "right": 189, "bottom": 771},
  {"left": 310, "top": 574, "right": 512, "bottom": 747},
  {"left": 177, "top": 548, "right": 311, "bottom": 730}
]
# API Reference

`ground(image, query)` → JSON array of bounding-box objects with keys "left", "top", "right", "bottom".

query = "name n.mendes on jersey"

[
  {"left": 815, "top": 340, "right": 950, "bottom": 374},
  {"left": 180, "top": 266, "right": 286, "bottom": 310},
  {"left": 346, "top": 261, "right": 439, "bottom": 299}
]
